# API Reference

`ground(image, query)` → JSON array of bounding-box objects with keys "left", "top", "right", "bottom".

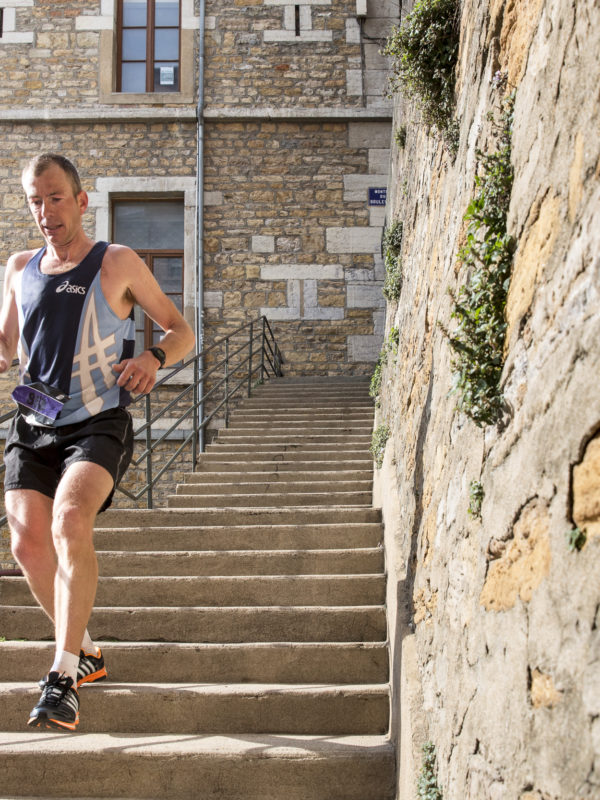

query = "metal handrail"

[{"left": 0, "top": 316, "right": 284, "bottom": 521}]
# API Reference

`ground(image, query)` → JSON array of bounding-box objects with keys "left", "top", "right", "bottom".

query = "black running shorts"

[{"left": 3, "top": 406, "right": 134, "bottom": 512}]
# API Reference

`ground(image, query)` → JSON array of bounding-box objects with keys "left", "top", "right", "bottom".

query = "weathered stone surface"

[
  {"left": 480, "top": 499, "right": 551, "bottom": 612},
  {"left": 572, "top": 433, "right": 600, "bottom": 540},
  {"left": 375, "top": 0, "right": 600, "bottom": 796}
]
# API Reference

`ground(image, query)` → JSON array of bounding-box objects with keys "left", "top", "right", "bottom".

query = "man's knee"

[
  {"left": 6, "top": 493, "right": 53, "bottom": 568},
  {"left": 51, "top": 500, "right": 96, "bottom": 552},
  {"left": 10, "top": 525, "right": 53, "bottom": 571}
]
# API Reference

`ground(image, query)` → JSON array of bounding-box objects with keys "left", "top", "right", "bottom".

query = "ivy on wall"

[
  {"left": 418, "top": 742, "right": 443, "bottom": 800},
  {"left": 370, "top": 326, "right": 400, "bottom": 402},
  {"left": 370, "top": 424, "right": 391, "bottom": 469},
  {"left": 384, "top": 0, "right": 460, "bottom": 153},
  {"left": 443, "top": 87, "right": 516, "bottom": 426},
  {"left": 382, "top": 221, "right": 404, "bottom": 301}
]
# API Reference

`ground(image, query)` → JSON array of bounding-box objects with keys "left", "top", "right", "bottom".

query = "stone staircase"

[{"left": 0, "top": 376, "right": 395, "bottom": 799}]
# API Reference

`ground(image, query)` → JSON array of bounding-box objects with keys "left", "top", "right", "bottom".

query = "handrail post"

[
  {"left": 260, "top": 316, "right": 266, "bottom": 383},
  {"left": 247, "top": 319, "right": 254, "bottom": 397},
  {"left": 192, "top": 357, "right": 198, "bottom": 471},
  {"left": 145, "top": 392, "right": 153, "bottom": 509},
  {"left": 225, "top": 337, "right": 230, "bottom": 427}
]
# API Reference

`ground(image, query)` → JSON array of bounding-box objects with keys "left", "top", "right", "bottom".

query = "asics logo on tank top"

[{"left": 56, "top": 280, "right": 87, "bottom": 295}]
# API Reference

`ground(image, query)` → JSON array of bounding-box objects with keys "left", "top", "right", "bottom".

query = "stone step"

[
  {"left": 194, "top": 457, "right": 372, "bottom": 470},
  {"left": 91, "top": 523, "right": 383, "bottom": 551},
  {"left": 202, "top": 451, "right": 371, "bottom": 464},
  {"left": 95, "top": 507, "right": 382, "bottom": 528},
  {"left": 240, "top": 398, "right": 373, "bottom": 408},
  {"left": 167, "top": 491, "right": 373, "bottom": 508},
  {"left": 0, "top": 641, "right": 389, "bottom": 684},
  {"left": 175, "top": 479, "right": 372, "bottom": 495},
  {"left": 3, "top": 682, "right": 389, "bottom": 735},
  {"left": 0, "top": 733, "right": 395, "bottom": 800},
  {"left": 2, "top": 575, "right": 385, "bottom": 608},
  {"left": 181, "top": 469, "right": 373, "bottom": 484},
  {"left": 250, "top": 385, "right": 370, "bottom": 396},
  {"left": 228, "top": 417, "right": 373, "bottom": 429},
  {"left": 1, "top": 605, "right": 387, "bottom": 642},
  {"left": 93, "top": 548, "right": 384, "bottom": 576},
  {"left": 224, "top": 426, "right": 374, "bottom": 438},
  {"left": 206, "top": 443, "right": 370, "bottom": 454},
  {"left": 229, "top": 413, "right": 374, "bottom": 426},
  {"left": 215, "top": 434, "right": 372, "bottom": 446}
]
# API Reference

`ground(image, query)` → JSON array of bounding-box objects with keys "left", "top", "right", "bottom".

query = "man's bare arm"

[
  {"left": 105, "top": 245, "right": 195, "bottom": 395},
  {"left": 0, "top": 254, "right": 27, "bottom": 372}
]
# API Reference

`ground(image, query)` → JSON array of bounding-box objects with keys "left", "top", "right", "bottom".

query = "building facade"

[{"left": 0, "top": 0, "right": 398, "bottom": 381}]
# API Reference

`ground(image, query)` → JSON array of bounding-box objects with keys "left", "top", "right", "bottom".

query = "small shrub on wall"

[
  {"left": 384, "top": 0, "right": 460, "bottom": 153},
  {"left": 443, "top": 90, "right": 516, "bottom": 426},
  {"left": 382, "top": 221, "right": 404, "bottom": 301}
]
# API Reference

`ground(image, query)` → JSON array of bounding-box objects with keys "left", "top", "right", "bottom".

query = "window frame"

[
  {"left": 111, "top": 198, "right": 185, "bottom": 352},
  {"left": 116, "top": 0, "right": 182, "bottom": 94}
]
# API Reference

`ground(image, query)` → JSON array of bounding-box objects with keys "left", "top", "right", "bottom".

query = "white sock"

[
  {"left": 50, "top": 650, "right": 80, "bottom": 685},
  {"left": 80, "top": 629, "right": 96, "bottom": 655}
]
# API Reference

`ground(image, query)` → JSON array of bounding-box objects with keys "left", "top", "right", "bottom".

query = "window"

[
  {"left": 117, "top": 0, "right": 181, "bottom": 93},
  {"left": 112, "top": 200, "right": 184, "bottom": 351}
]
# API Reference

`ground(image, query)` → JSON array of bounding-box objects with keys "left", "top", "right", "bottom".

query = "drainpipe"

[{"left": 195, "top": 0, "right": 206, "bottom": 454}]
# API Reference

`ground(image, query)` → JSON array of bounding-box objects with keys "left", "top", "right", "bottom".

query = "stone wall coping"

[
  {"left": 0, "top": 106, "right": 392, "bottom": 123},
  {"left": 0, "top": 108, "right": 198, "bottom": 123},
  {"left": 203, "top": 106, "right": 393, "bottom": 121}
]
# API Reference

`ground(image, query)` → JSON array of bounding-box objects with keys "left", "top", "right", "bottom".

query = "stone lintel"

[
  {"left": 264, "top": 30, "right": 333, "bottom": 43},
  {"left": 261, "top": 264, "right": 344, "bottom": 281}
]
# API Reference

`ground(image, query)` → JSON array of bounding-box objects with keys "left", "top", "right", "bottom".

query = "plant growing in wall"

[
  {"left": 566, "top": 527, "right": 587, "bottom": 552},
  {"left": 370, "top": 424, "right": 390, "bottom": 469},
  {"left": 382, "top": 221, "right": 404, "bottom": 301},
  {"left": 395, "top": 125, "right": 407, "bottom": 148},
  {"left": 468, "top": 479, "right": 484, "bottom": 518},
  {"left": 417, "top": 742, "right": 443, "bottom": 800},
  {"left": 444, "top": 90, "right": 515, "bottom": 426},
  {"left": 383, "top": 0, "right": 460, "bottom": 153},
  {"left": 370, "top": 326, "right": 400, "bottom": 401}
]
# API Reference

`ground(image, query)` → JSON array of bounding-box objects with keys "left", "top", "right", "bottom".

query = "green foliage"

[
  {"left": 370, "top": 424, "right": 390, "bottom": 469},
  {"left": 566, "top": 527, "right": 587, "bottom": 552},
  {"left": 468, "top": 480, "right": 484, "bottom": 518},
  {"left": 383, "top": 220, "right": 404, "bottom": 301},
  {"left": 395, "top": 125, "right": 407, "bottom": 148},
  {"left": 444, "top": 90, "right": 515, "bottom": 426},
  {"left": 369, "top": 327, "right": 400, "bottom": 400},
  {"left": 370, "top": 350, "right": 386, "bottom": 400},
  {"left": 384, "top": 0, "right": 460, "bottom": 153},
  {"left": 418, "top": 742, "right": 443, "bottom": 800}
]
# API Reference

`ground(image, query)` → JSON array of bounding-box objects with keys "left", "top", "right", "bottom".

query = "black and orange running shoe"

[
  {"left": 77, "top": 647, "right": 107, "bottom": 687},
  {"left": 28, "top": 671, "right": 80, "bottom": 732}
]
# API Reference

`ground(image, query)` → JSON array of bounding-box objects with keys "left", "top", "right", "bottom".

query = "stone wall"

[
  {"left": 203, "top": 118, "right": 390, "bottom": 374},
  {"left": 376, "top": 0, "right": 600, "bottom": 797}
]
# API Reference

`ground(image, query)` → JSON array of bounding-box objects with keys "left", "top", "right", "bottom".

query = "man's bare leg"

[
  {"left": 7, "top": 468, "right": 112, "bottom": 652},
  {"left": 51, "top": 460, "right": 113, "bottom": 660},
  {"left": 6, "top": 488, "right": 56, "bottom": 622}
]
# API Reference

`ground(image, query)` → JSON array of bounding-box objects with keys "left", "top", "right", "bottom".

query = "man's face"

[{"left": 22, "top": 163, "right": 87, "bottom": 249}]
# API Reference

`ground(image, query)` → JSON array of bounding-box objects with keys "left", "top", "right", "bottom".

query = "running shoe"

[
  {"left": 77, "top": 647, "right": 107, "bottom": 687},
  {"left": 28, "top": 671, "right": 80, "bottom": 731}
]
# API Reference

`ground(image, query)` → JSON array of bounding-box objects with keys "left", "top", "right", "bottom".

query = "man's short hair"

[{"left": 22, "top": 153, "right": 83, "bottom": 197}]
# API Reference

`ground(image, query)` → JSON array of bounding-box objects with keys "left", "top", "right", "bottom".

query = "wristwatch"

[{"left": 147, "top": 346, "right": 166, "bottom": 368}]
